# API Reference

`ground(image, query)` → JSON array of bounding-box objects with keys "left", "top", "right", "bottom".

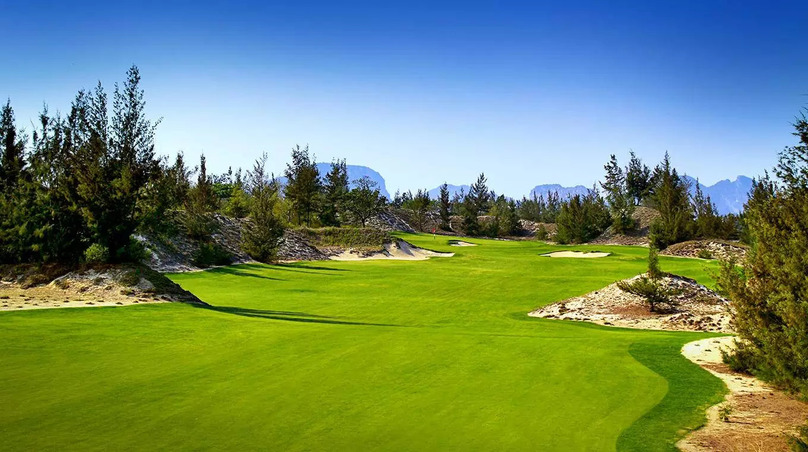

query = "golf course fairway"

[{"left": 0, "top": 234, "right": 727, "bottom": 451}]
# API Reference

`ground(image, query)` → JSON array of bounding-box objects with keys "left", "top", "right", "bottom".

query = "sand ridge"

[
  {"left": 330, "top": 240, "right": 454, "bottom": 261},
  {"left": 540, "top": 251, "right": 610, "bottom": 258}
]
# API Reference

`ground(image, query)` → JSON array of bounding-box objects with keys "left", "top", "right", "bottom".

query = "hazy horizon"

[{"left": 3, "top": 1, "right": 806, "bottom": 196}]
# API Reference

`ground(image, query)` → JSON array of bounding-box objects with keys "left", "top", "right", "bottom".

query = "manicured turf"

[{"left": 0, "top": 234, "right": 726, "bottom": 451}]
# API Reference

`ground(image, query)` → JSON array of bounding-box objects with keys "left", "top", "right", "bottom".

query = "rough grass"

[{"left": 0, "top": 234, "right": 726, "bottom": 451}]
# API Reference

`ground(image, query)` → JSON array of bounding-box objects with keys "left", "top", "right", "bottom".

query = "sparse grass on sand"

[{"left": 0, "top": 234, "right": 726, "bottom": 451}]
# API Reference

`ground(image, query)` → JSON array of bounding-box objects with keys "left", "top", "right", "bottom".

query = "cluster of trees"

[
  {"left": 391, "top": 173, "right": 520, "bottom": 238},
  {"left": 718, "top": 110, "right": 808, "bottom": 397},
  {"left": 0, "top": 67, "right": 388, "bottom": 266},
  {"left": 598, "top": 151, "right": 741, "bottom": 248}
]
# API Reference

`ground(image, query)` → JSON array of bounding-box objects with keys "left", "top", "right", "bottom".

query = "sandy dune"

[{"left": 331, "top": 240, "right": 454, "bottom": 261}]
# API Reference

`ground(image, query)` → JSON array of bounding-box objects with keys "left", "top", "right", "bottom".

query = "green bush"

[
  {"left": 84, "top": 244, "right": 109, "bottom": 263},
  {"left": 697, "top": 249, "right": 713, "bottom": 259},
  {"left": 535, "top": 224, "right": 549, "bottom": 241},
  {"left": 192, "top": 242, "right": 233, "bottom": 268},
  {"left": 617, "top": 276, "right": 678, "bottom": 313},
  {"left": 647, "top": 246, "right": 663, "bottom": 279}
]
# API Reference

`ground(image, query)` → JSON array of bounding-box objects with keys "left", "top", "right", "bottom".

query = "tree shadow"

[
  {"left": 195, "top": 304, "right": 398, "bottom": 327},
  {"left": 271, "top": 263, "right": 349, "bottom": 274},
  {"left": 208, "top": 266, "right": 285, "bottom": 281}
]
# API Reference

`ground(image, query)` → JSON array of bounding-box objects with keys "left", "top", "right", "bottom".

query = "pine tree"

[
  {"left": 320, "top": 159, "right": 349, "bottom": 226},
  {"left": 0, "top": 100, "right": 25, "bottom": 194},
  {"left": 438, "top": 183, "right": 451, "bottom": 230},
  {"left": 283, "top": 144, "right": 321, "bottom": 226},
  {"left": 692, "top": 180, "right": 721, "bottom": 238},
  {"left": 625, "top": 151, "right": 652, "bottom": 205},
  {"left": 242, "top": 153, "right": 284, "bottom": 262},
  {"left": 467, "top": 173, "right": 491, "bottom": 215},
  {"left": 405, "top": 189, "right": 431, "bottom": 232},
  {"left": 345, "top": 176, "right": 384, "bottom": 227},
  {"left": 600, "top": 154, "right": 635, "bottom": 233},
  {"left": 718, "top": 110, "right": 808, "bottom": 396},
  {"left": 648, "top": 152, "right": 693, "bottom": 249}
]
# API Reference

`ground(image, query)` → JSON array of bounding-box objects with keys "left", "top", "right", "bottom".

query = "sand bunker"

[
  {"left": 449, "top": 240, "right": 477, "bottom": 247},
  {"left": 678, "top": 337, "right": 808, "bottom": 451},
  {"left": 540, "top": 251, "right": 610, "bottom": 258},
  {"left": 330, "top": 240, "right": 454, "bottom": 261}
]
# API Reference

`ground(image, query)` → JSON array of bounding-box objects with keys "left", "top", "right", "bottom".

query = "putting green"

[{"left": 0, "top": 234, "right": 726, "bottom": 451}]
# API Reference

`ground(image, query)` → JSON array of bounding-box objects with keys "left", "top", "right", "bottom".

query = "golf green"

[{"left": 0, "top": 234, "right": 726, "bottom": 451}]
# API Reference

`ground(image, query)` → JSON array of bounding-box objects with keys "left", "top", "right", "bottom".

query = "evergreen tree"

[
  {"left": 718, "top": 111, "right": 808, "bottom": 395},
  {"left": 692, "top": 180, "right": 721, "bottom": 238},
  {"left": 283, "top": 144, "right": 321, "bottom": 225},
  {"left": 0, "top": 100, "right": 25, "bottom": 194},
  {"left": 600, "top": 154, "right": 635, "bottom": 233},
  {"left": 625, "top": 151, "right": 652, "bottom": 205},
  {"left": 320, "top": 159, "right": 349, "bottom": 226},
  {"left": 467, "top": 173, "right": 492, "bottom": 215},
  {"left": 345, "top": 176, "right": 385, "bottom": 227},
  {"left": 438, "top": 183, "right": 451, "bottom": 230},
  {"left": 242, "top": 153, "right": 284, "bottom": 262},
  {"left": 648, "top": 152, "right": 693, "bottom": 249},
  {"left": 405, "top": 189, "right": 431, "bottom": 232},
  {"left": 555, "top": 190, "right": 610, "bottom": 244},
  {"left": 183, "top": 154, "right": 218, "bottom": 239}
]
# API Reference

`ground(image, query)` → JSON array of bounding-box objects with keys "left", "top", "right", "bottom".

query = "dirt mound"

[
  {"left": 330, "top": 240, "right": 453, "bottom": 261},
  {"left": 367, "top": 209, "right": 416, "bottom": 233},
  {"left": 678, "top": 337, "right": 808, "bottom": 452},
  {"left": 529, "top": 273, "right": 731, "bottom": 332},
  {"left": 590, "top": 206, "right": 659, "bottom": 245},
  {"left": 0, "top": 264, "right": 203, "bottom": 311},
  {"left": 137, "top": 213, "right": 252, "bottom": 272},
  {"left": 661, "top": 240, "right": 748, "bottom": 261},
  {"left": 519, "top": 220, "right": 557, "bottom": 239}
]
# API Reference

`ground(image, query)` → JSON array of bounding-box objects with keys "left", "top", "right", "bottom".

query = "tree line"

[{"left": 0, "top": 67, "right": 387, "bottom": 265}]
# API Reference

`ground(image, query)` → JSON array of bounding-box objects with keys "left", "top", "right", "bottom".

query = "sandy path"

[{"left": 678, "top": 336, "right": 808, "bottom": 451}]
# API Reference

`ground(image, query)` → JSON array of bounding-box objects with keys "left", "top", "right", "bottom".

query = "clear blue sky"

[{"left": 2, "top": 1, "right": 806, "bottom": 196}]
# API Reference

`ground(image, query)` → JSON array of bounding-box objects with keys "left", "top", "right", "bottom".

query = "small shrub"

[
  {"left": 84, "top": 243, "right": 109, "bottom": 264},
  {"left": 718, "top": 403, "right": 733, "bottom": 422},
  {"left": 697, "top": 249, "right": 714, "bottom": 259},
  {"left": 647, "top": 246, "right": 663, "bottom": 279},
  {"left": 535, "top": 224, "right": 549, "bottom": 241},
  {"left": 193, "top": 242, "right": 233, "bottom": 268},
  {"left": 115, "top": 239, "right": 148, "bottom": 263},
  {"left": 721, "top": 341, "right": 759, "bottom": 374},
  {"left": 617, "top": 276, "right": 678, "bottom": 313},
  {"left": 790, "top": 423, "right": 808, "bottom": 451}
]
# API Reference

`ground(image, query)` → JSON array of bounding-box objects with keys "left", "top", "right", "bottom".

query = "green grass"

[{"left": 0, "top": 234, "right": 727, "bottom": 451}]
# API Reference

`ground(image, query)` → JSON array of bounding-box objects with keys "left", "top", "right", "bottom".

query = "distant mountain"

[
  {"left": 528, "top": 184, "right": 591, "bottom": 200},
  {"left": 276, "top": 163, "right": 390, "bottom": 199},
  {"left": 426, "top": 184, "right": 469, "bottom": 200},
  {"left": 682, "top": 175, "right": 752, "bottom": 215}
]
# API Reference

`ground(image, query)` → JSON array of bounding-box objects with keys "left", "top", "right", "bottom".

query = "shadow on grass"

[
  {"left": 208, "top": 266, "right": 285, "bottom": 281},
  {"left": 195, "top": 304, "right": 398, "bottom": 327}
]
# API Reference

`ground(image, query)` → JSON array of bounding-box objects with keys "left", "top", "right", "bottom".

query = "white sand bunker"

[
  {"left": 540, "top": 251, "right": 610, "bottom": 258},
  {"left": 331, "top": 240, "right": 454, "bottom": 261},
  {"left": 449, "top": 240, "right": 477, "bottom": 247}
]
